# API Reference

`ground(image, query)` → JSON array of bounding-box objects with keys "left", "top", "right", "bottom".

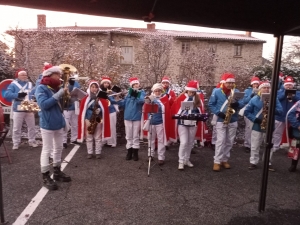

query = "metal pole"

[
  {"left": 0, "top": 150, "right": 7, "bottom": 224},
  {"left": 258, "top": 34, "right": 284, "bottom": 212}
]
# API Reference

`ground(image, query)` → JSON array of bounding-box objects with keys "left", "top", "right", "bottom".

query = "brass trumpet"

[{"left": 59, "top": 64, "right": 77, "bottom": 109}]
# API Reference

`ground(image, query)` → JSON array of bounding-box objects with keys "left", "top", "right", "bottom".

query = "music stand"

[{"left": 139, "top": 102, "right": 161, "bottom": 177}]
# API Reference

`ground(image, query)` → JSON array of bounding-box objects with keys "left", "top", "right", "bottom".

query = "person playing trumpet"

[
  {"left": 77, "top": 80, "right": 111, "bottom": 159},
  {"left": 244, "top": 81, "right": 283, "bottom": 171}
]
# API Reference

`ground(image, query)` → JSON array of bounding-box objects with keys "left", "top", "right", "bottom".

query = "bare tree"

[
  {"left": 136, "top": 34, "right": 172, "bottom": 86},
  {"left": 0, "top": 41, "right": 14, "bottom": 80}
]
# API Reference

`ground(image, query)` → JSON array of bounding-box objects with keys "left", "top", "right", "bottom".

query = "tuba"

[
  {"left": 223, "top": 89, "right": 236, "bottom": 125},
  {"left": 59, "top": 64, "right": 77, "bottom": 109}
]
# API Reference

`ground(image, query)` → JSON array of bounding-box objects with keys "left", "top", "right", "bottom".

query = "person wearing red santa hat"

[
  {"left": 117, "top": 77, "right": 145, "bottom": 161},
  {"left": 78, "top": 80, "right": 111, "bottom": 159},
  {"left": 169, "top": 80, "right": 201, "bottom": 170},
  {"left": 244, "top": 81, "right": 283, "bottom": 171},
  {"left": 99, "top": 76, "right": 118, "bottom": 148},
  {"left": 239, "top": 76, "right": 260, "bottom": 153},
  {"left": 208, "top": 73, "right": 245, "bottom": 172},
  {"left": 142, "top": 83, "right": 171, "bottom": 165},
  {"left": 4, "top": 69, "right": 38, "bottom": 150},
  {"left": 35, "top": 66, "right": 72, "bottom": 190},
  {"left": 161, "top": 76, "right": 176, "bottom": 106},
  {"left": 274, "top": 76, "right": 300, "bottom": 154},
  {"left": 278, "top": 72, "right": 285, "bottom": 90}
]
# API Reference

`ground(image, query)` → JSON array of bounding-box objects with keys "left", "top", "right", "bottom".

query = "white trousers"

[
  {"left": 271, "top": 120, "right": 285, "bottom": 152},
  {"left": 13, "top": 112, "right": 36, "bottom": 145},
  {"left": 63, "top": 110, "right": 78, "bottom": 143},
  {"left": 85, "top": 120, "right": 102, "bottom": 154},
  {"left": 214, "top": 122, "right": 237, "bottom": 164},
  {"left": 105, "top": 112, "right": 117, "bottom": 146},
  {"left": 148, "top": 123, "right": 166, "bottom": 160},
  {"left": 40, "top": 128, "right": 64, "bottom": 173},
  {"left": 125, "top": 120, "right": 141, "bottom": 149},
  {"left": 250, "top": 130, "right": 273, "bottom": 165},
  {"left": 211, "top": 125, "right": 217, "bottom": 145},
  {"left": 244, "top": 117, "right": 253, "bottom": 148},
  {"left": 178, "top": 125, "right": 197, "bottom": 163}
]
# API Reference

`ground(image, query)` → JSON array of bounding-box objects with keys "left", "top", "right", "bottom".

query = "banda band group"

[{"left": 4, "top": 63, "right": 300, "bottom": 191}]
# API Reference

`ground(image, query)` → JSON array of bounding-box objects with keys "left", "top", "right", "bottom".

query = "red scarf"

[
  {"left": 222, "top": 85, "right": 231, "bottom": 96},
  {"left": 40, "top": 76, "right": 61, "bottom": 91}
]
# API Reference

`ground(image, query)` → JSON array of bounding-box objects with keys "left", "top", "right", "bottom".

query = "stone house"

[{"left": 9, "top": 15, "right": 265, "bottom": 87}]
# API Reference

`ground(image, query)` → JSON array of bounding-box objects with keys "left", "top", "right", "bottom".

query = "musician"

[
  {"left": 143, "top": 83, "right": 170, "bottom": 165},
  {"left": 273, "top": 76, "right": 300, "bottom": 153},
  {"left": 278, "top": 72, "right": 284, "bottom": 90},
  {"left": 77, "top": 80, "right": 111, "bottom": 159},
  {"left": 244, "top": 81, "right": 283, "bottom": 171},
  {"left": 100, "top": 76, "right": 117, "bottom": 148},
  {"left": 169, "top": 80, "right": 201, "bottom": 170},
  {"left": 117, "top": 77, "right": 145, "bottom": 161},
  {"left": 286, "top": 100, "right": 300, "bottom": 172},
  {"left": 240, "top": 76, "right": 260, "bottom": 153},
  {"left": 33, "top": 62, "right": 53, "bottom": 96},
  {"left": 62, "top": 73, "right": 81, "bottom": 148},
  {"left": 35, "top": 66, "right": 71, "bottom": 190},
  {"left": 161, "top": 76, "right": 176, "bottom": 106},
  {"left": 208, "top": 73, "right": 244, "bottom": 172},
  {"left": 4, "top": 69, "right": 38, "bottom": 150}
]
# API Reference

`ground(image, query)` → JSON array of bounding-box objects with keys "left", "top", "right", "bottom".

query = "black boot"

[
  {"left": 133, "top": 148, "right": 139, "bottom": 161},
  {"left": 288, "top": 159, "right": 298, "bottom": 172},
  {"left": 126, "top": 148, "right": 133, "bottom": 160},
  {"left": 53, "top": 166, "right": 72, "bottom": 182},
  {"left": 42, "top": 171, "right": 58, "bottom": 190}
]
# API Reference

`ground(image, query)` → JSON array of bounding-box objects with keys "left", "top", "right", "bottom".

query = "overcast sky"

[{"left": 0, "top": 5, "right": 295, "bottom": 60}]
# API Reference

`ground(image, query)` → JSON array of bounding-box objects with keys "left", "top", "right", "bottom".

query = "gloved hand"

[
  {"left": 85, "top": 119, "right": 91, "bottom": 127},
  {"left": 131, "top": 90, "right": 138, "bottom": 98},
  {"left": 230, "top": 102, "right": 239, "bottom": 108},
  {"left": 18, "top": 92, "right": 27, "bottom": 98},
  {"left": 52, "top": 88, "right": 64, "bottom": 100},
  {"left": 68, "top": 78, "right": 75, "bottom": 85},
  {"left": 96, "top": 117, "right": 101, "bottom": 123},
  {"left": 254, "top": 118, "right": 262, "bottom": 124},
  {"left": 250, "top": 93, "right": 255, "bottom": 98},
  {"left": 218, "top": 112, "right": 226, "bottom": 119},
  {"left": 95, "top": 108, "right": 100, "bottom": 115}
]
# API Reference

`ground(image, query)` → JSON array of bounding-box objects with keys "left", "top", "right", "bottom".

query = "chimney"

[
  {"left": 147, "top": 23, "right": 156, "bottom": 30},
  {"left": 245, "top": 31, "right": 252, "bottom": 37},
  {"left": 37, "top": 14, "right": 46, "bottom": 29}
]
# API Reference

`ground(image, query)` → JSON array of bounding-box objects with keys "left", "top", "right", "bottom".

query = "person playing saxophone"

[
  {"left": 244, "top": 81, "right": 283, "bottom": 171},
  {"left": 208, "top": 73, "right": 244, "bottom": 172},
  {"left": 77, "top": 80, "right": 111, "bottom": 159}
]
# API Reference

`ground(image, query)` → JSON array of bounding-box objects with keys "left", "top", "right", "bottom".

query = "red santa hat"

[
  {"left": 185, "top": 80, "right": 198, "bottom": 92},
  {"left": 161, "top": 76, "right": 171, "bottom": 83},
  {"left": 223, "top": 73, "right": 235, "bottom": 83},
  {"left": 129, "top": 77, "right": 139, "bottom": 86},
  {"left": 43, "top": 62, "right": 53, "bottom": 71},
  {"left": 258, "top": 81, "right": 271, "bottom": 90},
  {"left": 15, "top": 69, "right": 27, "bottom": 78},
  {"left": 251, "top": 76, "right": 260, "bottom": 85},
  {"left": 42, "top": 66, "right": 62, "bottom": 77},
  {"left": 220, "top": 74, "right": 226, "bottom": 84},
  {"left": 100, "top": 76, "right": 111, "bottom": 85},
  {"left": 284, "top": 76, "right": 295, "bottom": 87},
  {"left": 87, "top": 80, "right": 99, "bottom": 95}
]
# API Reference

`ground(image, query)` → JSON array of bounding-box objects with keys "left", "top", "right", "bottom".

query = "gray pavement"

[{"left": 1, "top": 139, "right": 300, "bottom": 225}]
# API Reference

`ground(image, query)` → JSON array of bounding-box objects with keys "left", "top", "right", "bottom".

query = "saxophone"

[
  {"left": 223, "top": 89, "right": 236, "bottom": 125},
  {"left": 260, "top": 98, "right": 269, "bottom": 131},
  {"left": 87, "top": 98, "right": 101, "bottom": 134}
]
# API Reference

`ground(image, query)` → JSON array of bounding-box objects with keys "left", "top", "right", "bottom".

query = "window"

[
  {"left": 120, "top": 46, "right": 133, "bottom": 64},
  {"left": 208, "top": 43, "right": 217, "bottom": 53},
  {"left": 182, "top": 42, "right": 190, "bottom": 54},
  {"left": 234, "top": 45, "right": 242, "bottom": 57}
]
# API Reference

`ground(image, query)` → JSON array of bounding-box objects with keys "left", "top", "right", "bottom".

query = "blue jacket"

[
  {"left": 84, "top": 98, "right": 102, "bottom": 120},
  {"left": 118, "top": 90, "right": 145, "bottom": 121},
  {"left": 4, "top": 79, "right": 35, "bottom": 112},
  {"left": 33, "top": 74, "right": 43, "bottom": 95},
  {"left": 242, "top": 87, "right": 255, "bottom": 106},
  {"left": 148, "top": 98, "right": 163, "bottom": 125},
  {"left": 275, "top": 88, "right": 300, "bottom": 122},
  {"left": 244, "top": 95, "right": 283, "bottom": 132},
  {"left": 107, "top": 96, "right": 117, "bottom": 114},
  {"left": 66, "top": 81, "right": 81, "bottom": 111},
  {"left": 287, "top": 105, "right": 300, "bottom": 139},
  {"left": 208, "top": 88, "right": 244, "bottom": 123},
  {"left": 35, "top": 85, "right": 66, "bottom": 130}
]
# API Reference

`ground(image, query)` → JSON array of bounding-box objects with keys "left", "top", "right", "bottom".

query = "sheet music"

[{"left": 70, "top": 88, "right": 87, "bottom": 100}]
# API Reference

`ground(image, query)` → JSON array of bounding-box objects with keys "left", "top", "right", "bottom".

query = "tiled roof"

[{"left": 10, "top": 26, "right": 265, "bottom": 43}]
